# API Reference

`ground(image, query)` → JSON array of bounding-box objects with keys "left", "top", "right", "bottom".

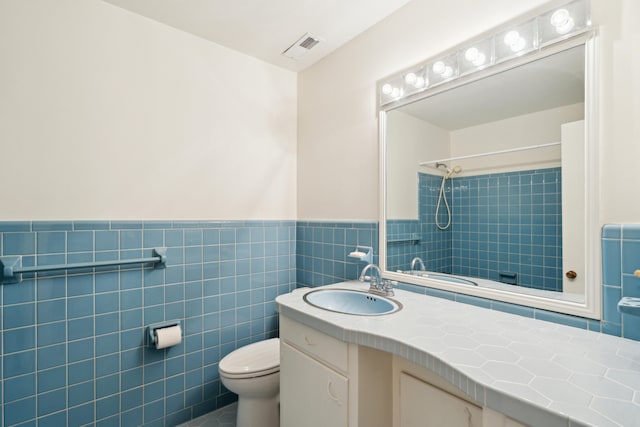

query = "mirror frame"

[{"left": 378, "top": 30, "right": 600, "bottom": 319}]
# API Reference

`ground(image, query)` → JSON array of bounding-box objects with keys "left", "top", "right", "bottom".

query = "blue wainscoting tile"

[
  {"left": 95, "top": 231, "right": 119, "bottom": 251},
  {"left": 67, "top": 231, "right": 93, "bottom": 252},
  {"left": 0, "top": 221, "right": 31, "bottom": 232},
  {"left": 110, "top": 221, "right": 143, "bottom": 230},
  {"left": 32, "top": 221, "right": 73, "bottom": 232},
  {"left": 96, "top": 395, "right": 120, "bottom": 421},
  {"left": 534, "top": 310, "right": 588, "bottom": 329},
  {"left": 68, "top": 359, "right": 94, "bottom": 385},
  {"left": 622, "top": 274, "right": 640, "bottom": 298},
  {"left": 602, "top": 285, "right": 622, "bottom": 324},
  {"left": 73, "top": 221, "right": 110, "bottom": 231},
  {"left": 621, "top": 240, "right": 640, "bottom": 275},
  {"left": 602, "top": 239, "right": 622, "bottom": 286},
  {"left": 622, "top": 224, "right": 640, "bottom": 240},
  {"left": 602, "top": 224, "right": 622, "bottom": 239},
  {"left": 3, "top": 232, "right": 35, "bottom": 255}
]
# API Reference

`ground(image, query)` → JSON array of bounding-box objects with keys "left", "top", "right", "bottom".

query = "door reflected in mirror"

[{"left": 383, "top": 44, "right": 592, "bottom": 307}]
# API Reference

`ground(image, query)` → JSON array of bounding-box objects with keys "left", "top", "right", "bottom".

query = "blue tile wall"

[
  {"left": 0, "top": 220, "right": 296, "bottom": 427},
  {"left": 385, "top": 220, "right": 421, "bottom": 272},
  {"left": 296, "top": 222, "right": 377, "bottom": 287},
  {"left": 415, "top": 168, "right": 563, "bottom": 291},
  {"left": 602, "top": 224, "right": 640, "bottom": 341}
]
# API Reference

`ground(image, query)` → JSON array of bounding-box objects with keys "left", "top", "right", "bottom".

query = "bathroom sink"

[{"left": 303, "top": 289, "right": 401, "bottom": 315}]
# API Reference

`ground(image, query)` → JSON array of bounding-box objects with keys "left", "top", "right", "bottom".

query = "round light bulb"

[
  {"left": 381, "top": 84, "right": 393, "bottom": 95},
  {"left": 555, "top": 17, "right": 575, "bottom": 34},
  {"left": 504, "top": 30, "right": 520, "bottom": 47},
  {"left": 391, "top": 87, "right": 400, "bottom": 98},
  {"left": 414, "top": 76, "right": 425, "bottom": 88},
  {"left": 511, "top": 36, "right": 526, "bottom": 52},
  {"left": 404, "top": 72, "right": 417, "bottom": 85},
  {"left": 465, "top": 47, "right": 479, "bottom": 62},
  {"left": 473, "top": 52, "right": 486, "bottom": 66},
  {"left": 550, "top": 9, "right": 570, "bottom": 27},
  {"left": 432, "top": 61, "right": 446, "bottom": 74},
  {"left": 441, "top": 66, "right": 453, "bottom": 79}
]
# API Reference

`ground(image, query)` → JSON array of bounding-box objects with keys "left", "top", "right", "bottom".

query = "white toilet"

[{"left": 219, "top": 338, "right": 280, "bottom": 427}]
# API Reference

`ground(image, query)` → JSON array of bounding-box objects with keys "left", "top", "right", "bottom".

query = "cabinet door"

[
  {"left": 281, "top": 342, "right": 349, "bottom": 427},
  {"left": 399, "top": 373, "right": 482, "bottom": 427}
]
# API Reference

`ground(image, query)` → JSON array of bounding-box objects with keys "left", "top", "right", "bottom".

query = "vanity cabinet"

[
  {"left": 280, "top": 315, "right": 353, "bottom": 427},
  {"left": 399, "top": 372, "right": 482, "bottom": 427}
]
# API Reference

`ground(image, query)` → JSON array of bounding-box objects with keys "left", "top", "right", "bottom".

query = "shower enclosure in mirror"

[{"left": 378, "top": 0, "right": 600, "bottom": 318}]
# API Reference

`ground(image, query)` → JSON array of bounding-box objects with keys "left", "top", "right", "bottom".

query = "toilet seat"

[{"left": 219, "top": 338, "right": 280, "bottom": 379}]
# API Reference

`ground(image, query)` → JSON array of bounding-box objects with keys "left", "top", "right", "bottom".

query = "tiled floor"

[{"left": 178, "top": 403, "right": 237, "bottom": 427}]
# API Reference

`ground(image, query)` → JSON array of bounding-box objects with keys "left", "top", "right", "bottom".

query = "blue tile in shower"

[
  {"left": 68, "top": 338, "right": 94, "bottom": 363},
  {"left": 4, "top": 349, "right": 36, "bottom": 377},
  {"left": 68, "top": 317, "right": 94, "bottom": 340},
  {"left": 69, "top": 402, "right": 95, "bottom": 427},
  {"left": 4, "top": 327, "right": 35, "bottom": 353},
  {"left": 69, "top": 359, "right": 94, "bottom": 385},
  {"left": 37, "top": 365, "right": 66, "bottom": 393},
  {"left": 36, "top": 321, "right": 66, "bottom": 347},
  {"left": 4, "top": 373, "right": 35, "bottom": 402},
  {"left": 4, "top": 396, "right": 36, "bottom": 425},
  {"left": 69, "top": 380, "right": 94, "bottom": 407}
]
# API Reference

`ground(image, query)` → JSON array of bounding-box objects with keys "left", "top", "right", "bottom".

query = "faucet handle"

[{"left": 382, "top": 279, "right": 396, "bottom": 296}]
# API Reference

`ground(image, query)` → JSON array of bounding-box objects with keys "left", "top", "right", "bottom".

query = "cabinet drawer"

[{"left": 280, "top": 315, "right": 348, "bottom": 373}]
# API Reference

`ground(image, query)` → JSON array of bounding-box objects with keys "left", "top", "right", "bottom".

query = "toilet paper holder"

[{"left": 147, "top": 320, "right": 182, "bottom": 347}]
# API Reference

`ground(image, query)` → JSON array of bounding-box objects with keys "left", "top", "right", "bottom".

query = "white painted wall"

[
  {"left": 386, "top": 111, "right": 449, "bottom": 219},
  {"left": 0, "top": 0, "right": 297, "bottom": 220},
  {"left": 298, "top": 0, "right": 640, "bottom": 224},
  {"left": 449, "top": 103, "right": 584, "bottom": 175}
]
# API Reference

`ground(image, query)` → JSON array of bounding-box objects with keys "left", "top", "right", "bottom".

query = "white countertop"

[{"left": 275, "top": 281, "right": 640, "bottom": 427}]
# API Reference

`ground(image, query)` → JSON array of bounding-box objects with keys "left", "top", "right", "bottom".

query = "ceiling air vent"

[{"left": 282, "top": 33, "right": 322, "bottom": 60}]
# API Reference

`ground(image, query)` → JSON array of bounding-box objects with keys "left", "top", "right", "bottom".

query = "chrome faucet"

[
  {"left": 359, "top": 264, "right": 395, "bottom": 297},
  {"left": 410, "top": 257, "right": 426, "bottom": 273}
]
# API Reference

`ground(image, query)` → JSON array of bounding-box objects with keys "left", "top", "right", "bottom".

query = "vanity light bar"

[{"left": 378, "top": 0, "right": 590, "bottom": 106}]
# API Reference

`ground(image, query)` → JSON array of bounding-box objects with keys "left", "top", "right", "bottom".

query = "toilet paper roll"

[{"left": 154, "top": 325, "right": 182, "bottom": 349}]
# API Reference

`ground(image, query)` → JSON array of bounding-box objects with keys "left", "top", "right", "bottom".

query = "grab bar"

[{"left": 0, "top": 247, "right": 167, "bottom": 283}]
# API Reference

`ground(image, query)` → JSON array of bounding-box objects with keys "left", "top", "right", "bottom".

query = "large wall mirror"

[{"left": 379, "top": 3, "right": 600, "bottom": 318}]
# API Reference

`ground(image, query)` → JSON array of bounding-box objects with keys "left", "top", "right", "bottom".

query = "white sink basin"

[{"left": 303, "top": 288, "right": 401, "bottom": 315}]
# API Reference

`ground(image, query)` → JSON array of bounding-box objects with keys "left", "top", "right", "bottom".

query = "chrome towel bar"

[{"left": 0, "top": 247, "right": 167, "bottom": 283}]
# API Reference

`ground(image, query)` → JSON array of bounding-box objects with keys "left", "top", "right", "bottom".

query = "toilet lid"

[{"left": 219, "top": 338, "right": 280, "bottom": 379}]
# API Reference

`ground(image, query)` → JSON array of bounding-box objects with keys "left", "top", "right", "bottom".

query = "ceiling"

[
  {"left": 102, "top": 0, "right": 413, "bottom": 72},
  {"left": 398, "top": 45, "right": 586, "bottom": 130}
]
